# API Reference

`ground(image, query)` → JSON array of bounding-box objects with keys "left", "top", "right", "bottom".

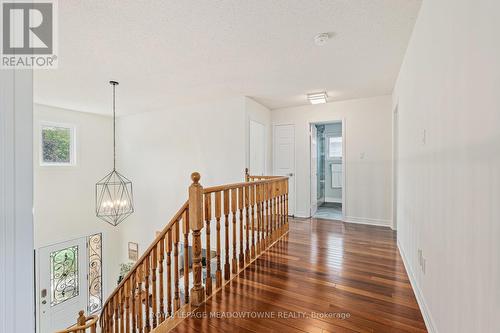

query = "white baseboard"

[
  {"left": 292, "top": 211, "right": 309, "bottom": 218},
  {"left": 397, "top": 240, "right": 437, "bottom": 333},
  {"left": 325, "top": 197, "right": 342, "bottom": 203},
  {"left": 343, "top": 216, "right": 392, "bottom": 228}
]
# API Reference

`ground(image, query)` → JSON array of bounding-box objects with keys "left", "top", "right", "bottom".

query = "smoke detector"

[{"left": 314, "top": 33, "right": 330, "bottom": 46}]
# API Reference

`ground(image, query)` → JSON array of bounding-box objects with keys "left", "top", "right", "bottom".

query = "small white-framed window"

[
  {"left": 328, "top": 136, "right": 342, "bottom": 159},
  {"left": 40, "top": 122, "right": 76, "bottom": 166}
]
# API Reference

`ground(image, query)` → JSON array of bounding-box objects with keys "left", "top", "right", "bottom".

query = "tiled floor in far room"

[{"left": 313, "top": 202, "right": 343, "bottom": 220}]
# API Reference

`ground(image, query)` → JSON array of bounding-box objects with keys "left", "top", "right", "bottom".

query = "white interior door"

[
  {"left": 273, "top": 124, "right": 295, "bottom": 216},
  {"left": 38, "top": 238, "right": 88, "bottom": 333},
  {"left": 310, "top": 125, "right": 318, "bottom": 216},
  {"left": 249, "top": 120, "right": 265, "bottom": 175}
]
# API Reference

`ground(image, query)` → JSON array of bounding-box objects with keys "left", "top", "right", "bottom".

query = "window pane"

[
  {"left": 88, "top": 234, "right": 103, "bottom": 314},
  {"left": 50, "top": 246, "right": 79, "bottom": 306},
  {"left": 329, "top": 137, "right": 342, "bottom": 158},
  {"left": 42, "top": 126, "right": 71, "bottom": 163}
]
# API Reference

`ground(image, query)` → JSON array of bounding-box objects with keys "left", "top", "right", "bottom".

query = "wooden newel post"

[
  {"left": 77, "top": 310, "right": 86, "bottom": 333},
  {"left": 245, "top": 168, "right": 249, "bottom": 182},
  {"left": 189, "top": 172, "right": 205, "bottom": 306}
]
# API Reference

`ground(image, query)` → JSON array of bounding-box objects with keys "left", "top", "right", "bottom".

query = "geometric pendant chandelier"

[{"left": 95, "top": 81, "right": 134, "bottom": 226}]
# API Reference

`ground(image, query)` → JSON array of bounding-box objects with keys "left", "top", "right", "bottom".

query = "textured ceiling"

[{"left": 34, "top": 0, "right": 421, "bottom": 115}]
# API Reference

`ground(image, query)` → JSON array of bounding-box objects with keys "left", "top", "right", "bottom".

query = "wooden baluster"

[
  {"left": 125, "top": 280, "right": 130, "bottom": 333},
  {"left": 120, "top": 288, "right": 125, "bottom": 333},
  {"left": 214, "top": 191, "right": 222, "bottom": 288},
  {"left": 238, "top": 186, "right": 245, "bottom": 268},
  {"left": 280, "top": 181, "right": 283, "bottom": 234},
  {"left": 256, "top": 183, "right": 262, "bottom": 254},
  {"left": 272, "top": 183, "right": 276, "bottom": 240},
  {"left": 231, "top": 188, "right": 238, "bottom": 273},
  {"left": 182, "top": 211, "right": 190, "bottom": 305},
  {"left": 158, "top": 237, "right": 165, "bottom": 324},
  {"left": 250, "top": 184, "right": 256, "bottom": 258},
  {"left": 274, "top": 182, "right": 278, "bottom": 237},
  {"left": 275, "top": 181, "right": 280, "bottom": 236},
  {"left": 114, "top": 294, "right": 119, "bottom": 333},
  {"left": 108, "top": 298, "right": 113, "bottom": 333},
  {"left": 244, "top": 185, "right": 250, "bottom": 263},
  {"left": 275, "top": 183, "right": 279, "bottom": 237},
  {"left": 173, "top": 221, "right": 181, "bottom": 311},
  {"left": 282, "top": 180, "right": 286, "bottom": 233},
  {"left": 166, "top": 230, "right": 172, "bottom": 317},
  {"left": 136, "top": 267, "right": 143, "bottom": 333},
  {"left": 143, "top": 259, "right": 150, "bottom": 333},
  {"left": 286, "top": 179, "right": 289, "bottom": 230},
  {"left": 204, "top": 193, "right": 212, "bottom": 295},
  {"left": 102, "top": 304, "right": 107, "bottom": 333},
  {"left": 265, "top": 182, "right": 270, "bottom": 246},
  {"left": 223, "top": 189, "right": 231, "bottom": 280},
  {"left": 188, "top": 172, "right": 205, "bottom": 306},
  {"left": 151, "top": 246, "right": 157, "bottom": 329},
  {"left": 131, "top": 273, "right": 136, "bottom": 333}
]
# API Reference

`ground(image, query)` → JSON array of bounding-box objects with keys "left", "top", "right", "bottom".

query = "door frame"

[
  {"left": 272, "top": 123, "right": 296, "bottom": 217},
  {"left": 248, "top": 119, "right": 266, "bottom": 176},
  {"left": 0, "top": 70, "right": 35, "bottom": 333},
  {"left": 308, "top": 119, "right": 346, "bottom": 219},
  {"left": 392, "top": 103, "right": 399, "bottom": 230}
]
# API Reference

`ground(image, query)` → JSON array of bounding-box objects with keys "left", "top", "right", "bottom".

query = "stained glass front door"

[{"left": 38, "top": 238, "right": 87, "bottom": 333}]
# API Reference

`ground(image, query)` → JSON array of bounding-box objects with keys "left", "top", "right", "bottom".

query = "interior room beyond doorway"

[{"left": 312, "top": 122, "right": 343, "bottom": 221}]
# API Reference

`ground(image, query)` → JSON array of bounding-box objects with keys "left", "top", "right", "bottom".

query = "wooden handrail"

[
  {"left": 55, "top": 311, "right": 98, "bottom": 333},
  {"left": 203, "top": 176, "right": 287, "bottom": 194},
  {"left": 96, "top": 170, "right": 289, "bottom": 333}
]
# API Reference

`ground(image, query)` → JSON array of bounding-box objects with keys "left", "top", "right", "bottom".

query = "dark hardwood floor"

[{"left": 170, "top": 217, "right": 427, "bottom": 333}]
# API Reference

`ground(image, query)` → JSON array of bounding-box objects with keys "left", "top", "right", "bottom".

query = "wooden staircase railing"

[{"left": 96, "top": 169, "right": 289, "bottom": 333}]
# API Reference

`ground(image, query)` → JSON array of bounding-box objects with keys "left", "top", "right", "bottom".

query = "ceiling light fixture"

[
  {"left": 307, "top": 92, "right": 328, "bottom": 105},
  {"left": 95, "top": 81, "right": 134, "bottom": 226}
]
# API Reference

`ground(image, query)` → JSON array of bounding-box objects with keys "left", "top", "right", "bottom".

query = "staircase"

[{"left": 60, "top": 169, "right": 289, "bottom": 333}]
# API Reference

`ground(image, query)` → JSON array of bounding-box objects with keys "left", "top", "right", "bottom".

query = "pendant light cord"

[{"left": 112, "top": 82, "right": 116, "bottom": 170}]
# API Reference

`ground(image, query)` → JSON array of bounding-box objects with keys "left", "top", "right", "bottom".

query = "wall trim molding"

[
  {"left": 325, "top": 197, "right": 342, "bottom": 203},
  {"left": 293, "top": 211, "right": 309, "bottom": 218},
  {"left": 0, "top": 70, "right": 34, "bottom": 333},
  {"left": 344, "top": 216, "right": 392, "bottom": 228},
  {"left": 397, "top": 240, "right": 437, "bottom": 333}
]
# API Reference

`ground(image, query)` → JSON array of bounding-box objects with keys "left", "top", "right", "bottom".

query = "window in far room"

[
  {"left": 40, "top": 122, "right": 76, "bottom": 165},
  {"left": 328, "top": 136, "right": 342, "bottom": 159}
]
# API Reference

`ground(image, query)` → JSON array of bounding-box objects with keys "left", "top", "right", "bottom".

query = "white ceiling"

[{"left": 34, "top": 0, "right": 421, "bottom": 115}]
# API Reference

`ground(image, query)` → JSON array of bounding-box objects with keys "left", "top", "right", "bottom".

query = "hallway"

[{"left": 169, "top": 218, "right": 427, "bottom": 333}]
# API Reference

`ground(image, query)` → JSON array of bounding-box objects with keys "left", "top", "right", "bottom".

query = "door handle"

[{"left": 287, "top": 173, "right": 294, "bottom": 177}]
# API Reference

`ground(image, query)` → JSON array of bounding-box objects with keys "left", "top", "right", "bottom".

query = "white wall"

[
  {"left": 272, "top": 95, "right": 393, "bottom": 226},
  {"left": 33, "top": 104, "right": 119, "bottom": 295},
  {"left": 115, "top": 97, "right": 248, "bottom": 266},
  {"left": 393, "top": 1, "right": 500, "bottom": 332},
  {"left": 245, "top": 97, "right": 273, "bottom": 174},
  {"left": 0, "top": 70, "right": 35, "bottom": 333}
]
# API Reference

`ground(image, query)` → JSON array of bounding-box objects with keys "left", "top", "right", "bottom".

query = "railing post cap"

[{"left": 191, "top": 172, "right": 201, "bottom": 184}]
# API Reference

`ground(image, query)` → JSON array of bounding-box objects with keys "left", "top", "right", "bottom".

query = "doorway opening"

[{"left": 310, "top": 121, "right": 344, "bottom": 220}]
